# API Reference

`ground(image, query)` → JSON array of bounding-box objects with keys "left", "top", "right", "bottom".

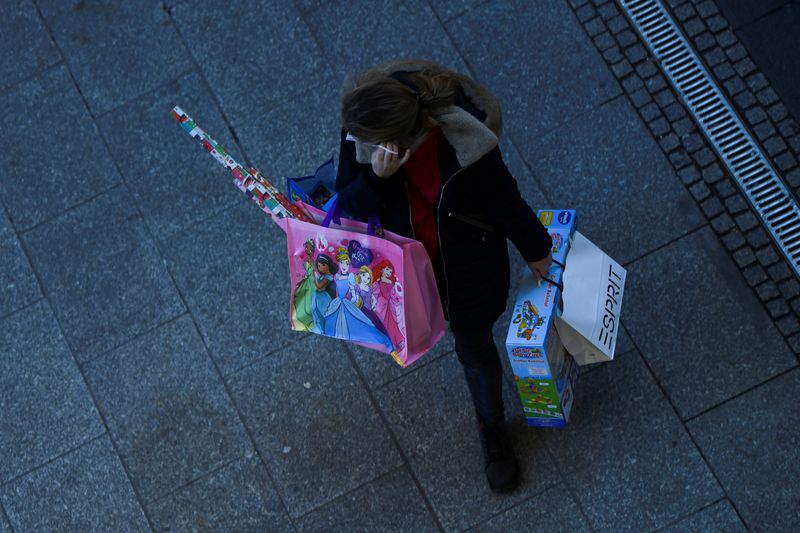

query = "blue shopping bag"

[{"left": 286, "top": 157, "right": 338, "bottom": 212}]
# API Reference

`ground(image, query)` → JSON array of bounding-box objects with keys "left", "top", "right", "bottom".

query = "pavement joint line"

[
  {"left": 0, "top": 500, "right": 13, "bottom": 533},
  {"left": 503, "top": 132, "right": 557, "bottom": 207},
  {"left": 455, "top": 473, "right": 569, "bottom": 532},
  {"left": 0, "top": 60, "right": 64, "bottom": 97},
  {"left": 620, "top": 222, "right": 709, "bottom": 267},
  {"left": 617, "top": 333, "right": 744, "bottom": 524},
  {"left": 30, "top": 0, "right": 99, "bottom": 122},
  {"left": 147, "top": 197, "right": 241, "bottom": 245},
  {"left": 0, "top": 297, "right": 46, "bottom": 324},
  {"left": 507, "top": 91, "right": 626, "bottom": 157},
  {"left": 538, "top": 442, "right": 598, "bottom": 532},
  {"left": 649, "top": 496, "right": 737, "bottom": 532},
  {"left": 153, "top": 241, "right": 298, "bottom": 528},
  {"left": 290, "top": 464, "right": 407, "bottom": 523},
  {"left": 217, "top": 331, "right": 312, "bottom": 379},
  {"left": 369, "top": 349, "right": 455, "bottom": 393},
  {"left": 15, "top": 182, "right": 125, "bottom": 237},
  {"left": 682, "top": 364, "right": 800, "bottom": 425},
  {"left": 342, "top": 344, "right": 447, "bottom": 532},
  {"left": 731, "top": 3, "right": 792, "bottom": 32},
  {"left": 165, "top": 2, "right": 255, "bottom": 174},
  {"left": 570, "top": 0, "right": 800, "bottom": 362},
  {"left": 77, "top": 312, "right": 190, "bottom": 369},
  {"left": 292, "top": 0, "right": 341, "bottom": 83},
  {"left": 0, "top": 431, "right": 107, "bottom": 491},
  {"left": 13, "top": 209, "right": 159, "bottom": 529},
  {"left": 92, "top": 67, "right": 198, "bottom": 122},
  {"left": 152, "top": 454, "right": 241, "bottom": 503}
]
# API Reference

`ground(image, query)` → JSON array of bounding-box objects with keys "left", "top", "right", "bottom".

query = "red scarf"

[{"left": 403, "top": 128, "right": 442, "bottom": 262}]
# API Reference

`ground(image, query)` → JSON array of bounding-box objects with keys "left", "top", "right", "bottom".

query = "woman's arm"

[
  {"left": 335, "top": 129, "right": 404, "bottom": 219},
  {"left": 481, "top": 147, "right": 553, "bottom": 264}
]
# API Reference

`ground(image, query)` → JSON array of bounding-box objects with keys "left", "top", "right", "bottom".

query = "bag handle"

[
  {"left": 540, "top": 275, "right": 563, "bottom": 292},
  {"left": 321, "top": 197, "right": 384, "bottom": 237},
  {"left": 539, "top": 258, "right": 565, "bottom": 291}
]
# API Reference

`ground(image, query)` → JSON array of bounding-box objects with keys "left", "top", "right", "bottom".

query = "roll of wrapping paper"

[{"left": 171, "top": 106, "right": 314, "bottom": 223}]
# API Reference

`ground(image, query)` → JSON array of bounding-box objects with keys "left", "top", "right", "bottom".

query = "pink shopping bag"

[{"left": 281, "top": 201, "right": 446, "bottom": 367}]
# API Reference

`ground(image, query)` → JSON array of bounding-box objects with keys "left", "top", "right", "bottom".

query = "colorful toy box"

[
  {"left": 286, "top": 157, "right": 337, "bottom": 212},
  {"left": 506, "top": 209, "right": 578, "bottom": 427}
]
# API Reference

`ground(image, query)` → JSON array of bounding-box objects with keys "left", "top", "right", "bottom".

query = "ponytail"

[{"left": 341, "top": 64, "right": 459, "bottom": 145}]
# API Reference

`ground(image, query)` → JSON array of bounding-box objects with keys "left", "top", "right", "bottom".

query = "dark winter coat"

[{"left": 335, "top": 61, "right": 552, "bottom": 330}]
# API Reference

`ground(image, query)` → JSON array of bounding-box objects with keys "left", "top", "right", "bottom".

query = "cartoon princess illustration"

[
  {"left": 354, "top": 266, "right": 391, "bottom": 338},
  {"left": 373, "top": 259, "right": 405, "bottom": 352},
  {"left": 311, "top": 254, "right": 337, "bottom": 333},
  {"left": 324, "top": 247, "right": 398, "bottom": 356},
  {"left": 291, "top": 239, "right": 316, "bottom": 331}
]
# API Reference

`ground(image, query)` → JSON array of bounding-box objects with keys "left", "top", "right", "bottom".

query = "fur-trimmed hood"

[{"left": 347, "top": 59, "right": 502, "bottom": 169}]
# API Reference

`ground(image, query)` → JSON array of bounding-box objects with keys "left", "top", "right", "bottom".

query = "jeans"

[{"left": 452, "top": 326, "right": 504, "bottom": 426}]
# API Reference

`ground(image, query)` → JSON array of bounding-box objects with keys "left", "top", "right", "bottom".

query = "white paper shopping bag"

[{"left": 555, "top": 231, "right": 627, "bottom": 365}]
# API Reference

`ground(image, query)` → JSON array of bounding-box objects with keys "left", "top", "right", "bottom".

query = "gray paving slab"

[
  {"left": 348, "top": 333, "right": 455, "bottom": 391},
  {"left": 99, "top": 71, "right": 239, "bottom": 240},
  {"left": 447, "top": 0, "right": 620, "bottom": 143},
  {"left": 428, "top": 0, "right": 487, "bottom": 22},
  {"left": 234, "top": 76, "right": 341, "bottom": 182},
  {"left": 538, "top": 350, "right": 722, "bottom": 532},
  {"left": 661, "top": 499, "right": 746, "bottom": 533},
  {"left": 687, "top": 368, "right": 800, "bottom": 532},
  {"left": 0, "top": 1, "right": 60, "bottom": 91},
  {"left": 39, "top": 0, "right": 194, "bottom": 116},
  {"left": 294, "top": 0, "right": 333, "bottom": 13},
  {"left": 622, "top": 227, "right": 797, "bottom": 419},
  {"left": 21, "top": 188, "right": 185, "bottom": 362},
  {"left": 525, "top": 96, "right": 706, "bottom": 264},
  {"left": 295, "top": 466, "right": 439, "bottom": 532},
  {"left": 171, "top": 0, "right": 328, "bottom": 127},
  {"left": 616, "top": 322, "right": 636, "bottom": 357},
  {"left": 0, "top": 207, "right": 41, "bottom": 318},
  {"left": 304, "top": 0, "right": 469, "bottom": 83},
  {"left": 470, "top": 483, "right": 591, "bottom": 532},
  {"left": 499, "top": 136, "right": 550, "bottom": 214},
  {"left": 0, "top": 65, "right": 122, "bottom": 231},
  {"left": 149, "top": 456, "right": 293, "bottom": 532},
  {"left": 0, "top": 509, "right": 10, "bottom": 533},
  {"left": 736, "top": 5, "right": 800, "bottom": 123},
  {"left": 161, "top": 201, "right": 293, "bottom": 376},
  {"left": 715, "top": 0, "right": 791, "bottom": 29},
  {"left": 0, "top": 435, "right": 149, "bottom": 533},
  {"left": 227, "top": 333, "right": 402, "bottom": 518},
  {"left": 81, "top": 315, "right": 253, "bottom": 504},
  {"left": 0, "top": 300, "right": 104, "bottom": 484},
  {"left": 375, "top": 352, "right": 560, "bottom": 532}
]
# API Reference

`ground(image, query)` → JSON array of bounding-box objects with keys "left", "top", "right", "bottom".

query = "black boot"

[{"left": 478, "top": 420, "right": 519, "bottom": 493}]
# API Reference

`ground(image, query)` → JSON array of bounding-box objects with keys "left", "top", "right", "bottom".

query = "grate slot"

[{"left": 683, "top": 79, "right": 709, "bottom": 96}]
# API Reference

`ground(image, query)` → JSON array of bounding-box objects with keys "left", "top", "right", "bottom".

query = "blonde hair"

[
  {"left": 355, "top": 265, "right": 373, "bottom": 284},
  {"left": 336, "top": 247, "right": 349, "bottom": 262}
]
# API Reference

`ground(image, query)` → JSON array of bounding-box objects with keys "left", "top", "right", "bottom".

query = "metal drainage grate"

[{"left": 619, "top": 0, "right": 800, "bottom": 277}]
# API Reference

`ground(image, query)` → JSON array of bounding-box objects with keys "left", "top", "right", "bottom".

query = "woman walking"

[{"left": 335, "top": 59, "right": 552, "bottom": 492}]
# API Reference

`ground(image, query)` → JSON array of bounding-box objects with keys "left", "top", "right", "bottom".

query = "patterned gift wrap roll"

[{"left": 171, "top": 106, "right": 313, "bottom": 223}]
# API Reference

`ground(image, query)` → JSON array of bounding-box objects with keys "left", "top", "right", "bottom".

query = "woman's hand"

[
  {"left": 527, "top": 251, "right": 553, "bottom": 282},
  {"left": 371, "top": 142, "right": 411, "bottom": 178}
]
